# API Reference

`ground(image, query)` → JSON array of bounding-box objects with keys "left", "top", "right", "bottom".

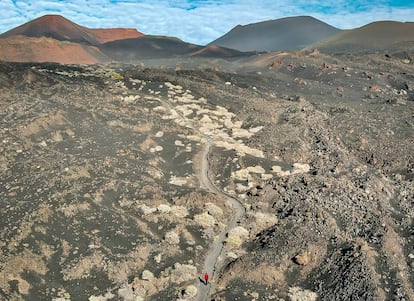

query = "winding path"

[
  {"left": 195, "top": 138, "right": 245, "bottom": 301},
  {"left": 157, "top": 95, "right": 245, "bottom": 300}
]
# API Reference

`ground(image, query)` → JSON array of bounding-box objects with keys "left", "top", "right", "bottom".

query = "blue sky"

[{"left": 1, "top": 0, "right": 413, "bottom": 45}]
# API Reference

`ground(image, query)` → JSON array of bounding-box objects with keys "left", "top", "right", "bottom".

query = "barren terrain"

[{"left": 1, "top": 50, "right": 413, "bottom": 301}]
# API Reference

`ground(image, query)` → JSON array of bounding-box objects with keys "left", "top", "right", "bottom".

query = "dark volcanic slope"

[
  {"left": 100, "top": 36, "right": 253, "bottom": 61},
  {"left": 1, "top": 51, "right": 413, "bottom": 300},
  {"left": 189, "top": 45, "right": 256, "bottom": 58},
  {"left": 308, "top": 21, "right": 414, "bottom": 53},
  {"left": 209, "top": 16, "right": 340, "bottom": 52},
  {"left": 100, "top": 36, "right": 202, "bottom": 60}
]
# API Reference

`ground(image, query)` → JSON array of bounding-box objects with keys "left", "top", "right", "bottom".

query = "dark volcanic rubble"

[{"left": 1, "top": 50, "right": 413, "bottom": 300}]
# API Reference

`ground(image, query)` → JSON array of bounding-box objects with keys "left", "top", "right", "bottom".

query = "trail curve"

[{"left": 195, "top": 138, "right": 245, "bottom": 301}]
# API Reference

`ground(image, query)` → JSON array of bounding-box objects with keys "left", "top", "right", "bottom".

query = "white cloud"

[{"left": 0, "top": 0, "right": 413, "bottom": 44}]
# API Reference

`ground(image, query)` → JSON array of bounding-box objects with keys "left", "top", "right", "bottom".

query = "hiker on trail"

[{"left": 204, "top": 272, "right": 209, "bottom": 285}]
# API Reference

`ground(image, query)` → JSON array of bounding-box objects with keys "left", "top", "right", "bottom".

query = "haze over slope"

[
  {"left": 307, "top": 21, "right": 414, "bottom": 53},
  {"left": 209, "top": 16, "right": 340, "bottom": 52}
]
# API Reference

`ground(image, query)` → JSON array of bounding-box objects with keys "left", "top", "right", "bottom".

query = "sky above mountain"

[{"left": 1, "top": 0, "right": 413, "bottom": 45}]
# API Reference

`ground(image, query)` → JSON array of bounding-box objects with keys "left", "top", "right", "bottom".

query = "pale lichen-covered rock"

[
  {"left": 249, "top": 126, "right": 263, "bottom": 133},
  {"left": 170, "top": 263, "right": 197, "bottom": 283},
  {"left": 271, "top": 165, "right": 291, "bottom": 176},
  {"left": 183, "top": 285, "right": 197, "bottom": 298},
  {"left": 261, "top": 173, "right": 273, "bottom": 180},
  {"left": 251, "top": 212, "right": 278, "bottom": 234},
  {"left": 142, "top": 270, "right": 155, "bottom": 281},
  {"left": 164, "top": 230, "right": 180, "bottom": 245},
  {"left": 169, "top": 176, "right": 188, "bottom": 186},
  {"left": 231, "top": 165, "right": 266, "bottom": 180},
  {"left": 232, "top": 128, "right": 253, "bottom": 138},
  {"left": 235, "top": 183, "right": 249, "bottom": 193},
  {"left": 157, "top": 204, "right": 172, "bottom": 213},
  {"left": 228, "top": 226, "right": 249, "bottom": 238},
  {"left": 292, "top": 163, "right": 310, "bottom": 174},
  {"left": 226, "top": 226, "right": 249, "bottom": 247},
  {"left": 154, "top": 131, "right": 164, "bottom": 137},
  {"left": 194, "top": 212, "right": 216, "bottom": 228},
  {"left": 171, "top": 206, "right": 189, "bottom": 218},
  {"left": 154, "top": 254, "right": 162, "bottom": 264},
  {"left": 288, "top": 287, "right": 318, "bottom": 301},
  {"left": 205, "top": 203, "right": 223, "bottom": 218},
  {"left": 139, "top": 204, "right": 156, "bottom": 215}
]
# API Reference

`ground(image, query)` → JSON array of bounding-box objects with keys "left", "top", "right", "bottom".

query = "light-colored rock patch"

[
  {"left": 250, "top": 212, "right": 278, "bottom": 234},
  {"left": 249, "top": 126, "right": 263, "bottom": 133},
  {"left": 288, "top": 287, "right": 318, "bottom": 301},
  {"left": 182, "top": 285, "right": 198, "bottom": 298},
  {"left": 157, "top": 204, "right": 172, "bottom": 213},
  {"left": 171, "top": 206, "right": 189, "bottom": 218},
  {"left": 155, "top": 131, "right": 164, "bottom": 137},
  {"left": 205, "top": 203, "right": 223, "bottom": 218},
  {"left": 261, "top": 173, "right": 273, "bottom": 180},
  {"left": 170, "top": 263, "right": 197, "bottom": 284},
  {"left": 139, "top": 204, "right": 157, "bottom": 215},
  {"left": 292, "top": 163, "right": 311, "bottom": 174},
  {"left": 164, "top": 230, "right": 180, "bottom": 245},
  {"left": 231, "top": 165, "right": 266, "bottom": 181},
  {"left": 232, "top": 128, "right": 253, "bottom": 138},
  {"left": 271, "top": 165, "right": 291, "bottom": 176},
  {"left": 169, "top": 176, "right": 188, "bottom": 186},
  {"left": 142, "top": 270, "right": 155, "bottom": 281},
  {"left": 226, "top": 226, "right": 249, "bottom": 247},
  {"left": 194, "top": 212, "right": 216, "bottom": 228}
]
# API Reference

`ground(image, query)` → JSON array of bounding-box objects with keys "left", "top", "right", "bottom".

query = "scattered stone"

[
  {"left": 292, "top": 163, "right": 310, "bottom": 174},
  {"left": 140, "top": 205, "right": 157, "bottom": 215},
  {"left": 142, "top": 270, "right": 154, "bottom": 281},
  {"left": 271, "top": 165, "right": 291, "bottom": 176},
  {"left": 293, "top": 252, "right": 310, "bottom": 266},
  {"left": 288, "top": 287, "right": 317, "bottom": 301},
  {"left": 194, "top": 212, "right": 216, "bottom": 228},
  {"left": 205, "top": 203, "right": 223, "bottom": 218},
  {"left": 171, "top": 206, "right": 189, "bottom": 217},
  {"left": 154, "top": 254, "right": 162, "bottom": 264},
  {"left": 226, "top": 226, "right": 249, "bottom": 247},
  {"left": 155, "top": 131, "right": 164, "bottom": 137},
  {"left": 250, "top": 291, "right": 259, "bottom": 299},
  {"left": 164, "top": 230, "right": 180, "bottom": 245},
  {"left": 170, "top": 263, "right": 197, "bottom": 283},
  {"left": 157, "top": 204, "right": 172, "bottom": 213},
  {"left": 182, "top": 285, "right": 197, "bottom": 298}
]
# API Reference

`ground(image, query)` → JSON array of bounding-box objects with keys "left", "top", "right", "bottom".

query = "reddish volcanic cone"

[
  {"left": 0, "top": 14, "right": 144, "bottom": 64},
  {"left": 0, "top": 36, "right": 109, "bottom": 64},
  {"left": 0, "top": 14, "right": 101, "bottom": 45},
  {"left": 0, "top": 14, "right": 143, "bottom": 45},
  {"left": 89, "top": 28, "right": 143, "bottom": 43}
]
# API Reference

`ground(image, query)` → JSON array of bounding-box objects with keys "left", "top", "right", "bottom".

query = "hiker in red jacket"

[{"left": 204, "top": 272, "right": 209, "bottom": 285}]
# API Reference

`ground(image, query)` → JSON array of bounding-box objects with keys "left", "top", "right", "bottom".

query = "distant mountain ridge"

[
  {"left": 306, "top": 21, "right": 414, "bottom": 53},
  {"left": 209, "top": 16, "right": 341, "bottom": 52},
  {"left": 1, "top": 14, "right": 413, "bottom": 64}
]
